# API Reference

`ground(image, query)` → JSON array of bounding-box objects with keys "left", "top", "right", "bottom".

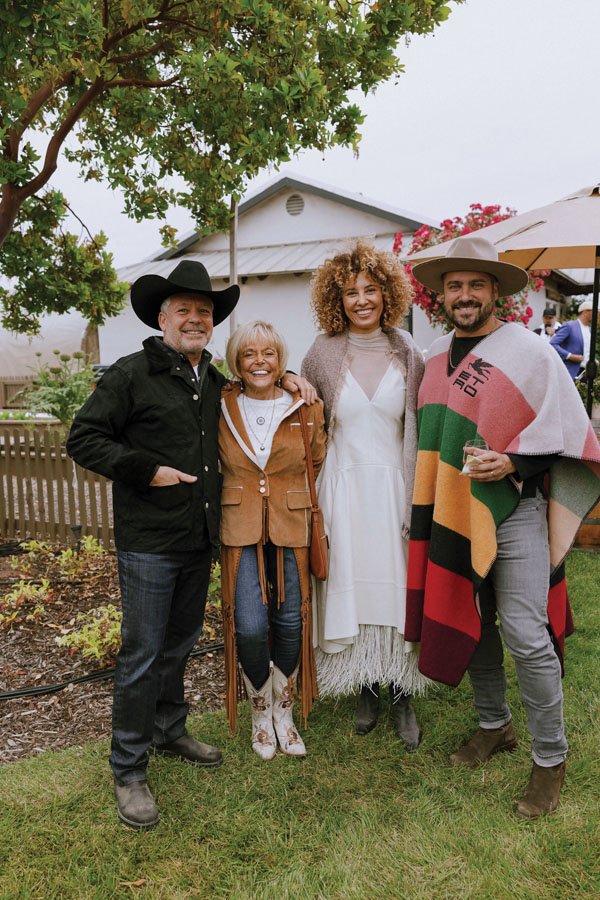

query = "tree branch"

[
  {"left": 14, "top": 79, "right": 107, "bottom": 204},
  {"left": 35, "top": 191, "right": 101, "bottom": 250},
  {"left": 5, "top": 75, "right": 74, "bottom": 158},
  {"left": 101, "top": 0, "right": 173, "bottom": 56},
  {"left": 58, "top": 197, "right": 99, "bottom": 248},
  {"left": 105, "top": 74, "right": 179, "bottom": 89},
  {"left": 157, "top": 16, "right": 208, "bottom": 35},
  {"left": 107, "top": 40, "right": 167, "bottom": 66}
]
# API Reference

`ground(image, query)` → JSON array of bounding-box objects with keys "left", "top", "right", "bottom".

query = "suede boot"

[
  {"left": 355, "top": 683, "right": 380, "bottom": 735},
  {"left": 389, "top": 685, "right": 421, "bottom": 752},
  {"left": 241, "top": 669, "right": 277, "bottom": 761},
  {"left": 272, "top": 665, "right": 306, "bottom": 757},
  {"left": 450, "top": 721, "right": 518, "bottom": 768},
  {"left": 114, "top": 779, "right": 159, "bottom": 830},
  {"left": 515, "top": 761, "right": 566, "bottom": 819}
]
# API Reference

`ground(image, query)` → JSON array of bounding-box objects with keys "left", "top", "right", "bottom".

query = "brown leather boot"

[
  {"left": 114, "top": 779, "right": 159, "bottom": 830},
  {"left": 515, "top": 761, "right": 566, "bottom": 819},
  {"left": 449, "top": 721, "right": 517, "bottom": 768}
]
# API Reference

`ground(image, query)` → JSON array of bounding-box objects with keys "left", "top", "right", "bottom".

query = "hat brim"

[
  {"left": 411, "top": 256, "right": 529, "bottom": 298},
  {"left": 131, "top": 275, "right": 240, "bottom": 329}
]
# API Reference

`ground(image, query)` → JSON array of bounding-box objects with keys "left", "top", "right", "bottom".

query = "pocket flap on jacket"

[
  {"left": 287, "top": 490, "right": 310, "bottom": 510},
  {"left": 146, "top": 482, "right": 191, "bottom": 510},
  {"left": 221, "top": 486, "right": 243, "bottom": 505}
]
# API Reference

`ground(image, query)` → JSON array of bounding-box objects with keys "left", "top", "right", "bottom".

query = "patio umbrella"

[{"left": 407, "top": 185, "right": 600, "bottom": 416}]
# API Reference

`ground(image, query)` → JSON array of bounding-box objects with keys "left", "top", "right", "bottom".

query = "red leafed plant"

[{"left": 394, "top": 204, "right": 549, "bottom": 329}]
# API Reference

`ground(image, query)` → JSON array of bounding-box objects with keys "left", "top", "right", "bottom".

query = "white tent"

[{"left": 0, "top": 310, "right": 89, "bottom": 378}]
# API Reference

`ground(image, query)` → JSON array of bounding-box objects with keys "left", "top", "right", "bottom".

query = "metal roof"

[
  {"left": 118, "top": 233, "right": 399, "bottom": 285},
  {"left": 154, "top": 171, "right": 435, "bottom": 261}
]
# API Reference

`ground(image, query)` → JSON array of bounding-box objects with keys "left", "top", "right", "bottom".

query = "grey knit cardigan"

[{"left": 301, "top": 327, "right": 424, "bottom": 537}]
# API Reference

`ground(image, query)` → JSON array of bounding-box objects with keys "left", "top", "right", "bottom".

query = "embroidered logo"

[{"left": 453, "top": 357, "right": 494, "bottom": 397}]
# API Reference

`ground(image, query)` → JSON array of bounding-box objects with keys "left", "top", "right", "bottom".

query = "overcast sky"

[{"left": 49, "top": 0, "right": 600, "bottom": 268}]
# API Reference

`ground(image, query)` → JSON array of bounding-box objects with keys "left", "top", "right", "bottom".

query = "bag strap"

[{"left": 298, "top": 404, "right": 319, "bottom": 511}]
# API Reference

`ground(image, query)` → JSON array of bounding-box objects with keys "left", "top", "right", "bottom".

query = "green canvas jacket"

[{"left": 67, "top": 336, "right": 225, "bottom": 551}]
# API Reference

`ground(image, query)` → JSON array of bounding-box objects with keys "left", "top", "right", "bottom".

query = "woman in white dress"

[{"left": 302, "top": 242, "right": 428, "bottom": 749}]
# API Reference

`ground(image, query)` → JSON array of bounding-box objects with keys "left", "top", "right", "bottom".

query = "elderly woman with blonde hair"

[
  {"left": 219, "top": 321, "right": 326, "bottom": 759},
  {"left": 302, "top": 241, "right": 428, "bottom": 749}
]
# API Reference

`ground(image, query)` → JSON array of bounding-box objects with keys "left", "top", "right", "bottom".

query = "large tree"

[
  {"left": 0, "top": 0, "right": 457, "bottom": 250},
  {"left": 0, "top": 189, "right": 126, "bottom": 332}
]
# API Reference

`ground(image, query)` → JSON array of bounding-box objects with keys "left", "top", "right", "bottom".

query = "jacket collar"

[
  {"left": 143, "top": 335, "right": 212, "bottom": 374},
  {"left": 221, "top": 382, "right": 304, "bottom": 468}
]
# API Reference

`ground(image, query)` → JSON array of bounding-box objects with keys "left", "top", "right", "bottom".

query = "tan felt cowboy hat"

[
  {"left": 131, "top": 260, "right": 240, "bottom": 329},
  {"left": 411, "top": 234, "right": 529, "bottom": 297}
]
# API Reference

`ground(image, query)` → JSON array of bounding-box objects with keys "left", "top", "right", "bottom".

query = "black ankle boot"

[
  {"left": 355, "top": 683, "right": 380, "bottom": 735},
  {"left": 389, "top": 685, "right": 421, "bottom": 752}
]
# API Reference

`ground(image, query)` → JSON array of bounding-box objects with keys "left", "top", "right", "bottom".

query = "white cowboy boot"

[
  {"left": 272, "top": 665, "right": 306, "bottom": 757},
  {"left": 241, "top": 669, "right": 277, "bottom": 761}
]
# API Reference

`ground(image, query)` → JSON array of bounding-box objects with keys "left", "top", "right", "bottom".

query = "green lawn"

[{"left": 1, "top": 553, "right": 599, "bottom": 899}]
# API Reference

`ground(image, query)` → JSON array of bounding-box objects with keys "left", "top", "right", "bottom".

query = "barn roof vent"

[{"left": 285, "top": 193, "right": 305, "bottom": 216}]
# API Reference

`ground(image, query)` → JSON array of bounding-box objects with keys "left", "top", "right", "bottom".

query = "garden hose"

[{"left": 0, "top": 641, "right": 224, "bottom": 702}]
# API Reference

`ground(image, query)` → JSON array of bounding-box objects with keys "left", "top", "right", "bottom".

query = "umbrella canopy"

[
  {"left": 406, "top": 185, "right": 600, "bottom": 416},
  {"left": 406, "top": 185, "right": 600, "bottom": 270}
]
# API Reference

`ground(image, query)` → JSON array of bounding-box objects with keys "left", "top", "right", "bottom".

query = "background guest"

[
  {"left": 533, "top": 306, "right": 559, "bottom": 342},
  {"left": 550, "top": 298, "right": 596, "bottom": 379}
]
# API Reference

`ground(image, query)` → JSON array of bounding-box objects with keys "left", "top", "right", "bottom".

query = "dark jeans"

[
  {"left": 235, "top": 544, "right": 302, "bottom": 689},
  {"left": 111, "top": 544, "right": 212, "bottom": 784}
]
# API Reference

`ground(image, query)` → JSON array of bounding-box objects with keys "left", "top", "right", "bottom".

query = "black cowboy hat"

[{"left": 131, "top": 260, "right": 240, "bottom": 329}]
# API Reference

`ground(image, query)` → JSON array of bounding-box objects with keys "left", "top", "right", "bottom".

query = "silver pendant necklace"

[{"left": 242, "top": 394, "right": 277, "bottom": 451}]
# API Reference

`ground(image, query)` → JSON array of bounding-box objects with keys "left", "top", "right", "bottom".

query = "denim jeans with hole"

[
  {"left": 467, "top": 495, "right": 568, "bottom": 766},
  {"left": 110, "top": 543, "right": 212, "bottom": 783},
  {"left": 234, "top": 544, "right": 302, "bottom": 689}
]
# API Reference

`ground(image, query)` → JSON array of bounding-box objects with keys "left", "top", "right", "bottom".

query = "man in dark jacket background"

[{"left": 67, "top": 261, "right": 239, "bottom": 830}]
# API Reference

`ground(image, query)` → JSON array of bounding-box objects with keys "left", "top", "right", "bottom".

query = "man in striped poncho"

[{"left": 406, "top": 235, "right": 600, "bottom": 819}]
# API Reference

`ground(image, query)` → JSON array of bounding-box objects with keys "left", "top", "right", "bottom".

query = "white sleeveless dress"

[{"left": 314, "top": 362, "right": 427, "bottom": 695}]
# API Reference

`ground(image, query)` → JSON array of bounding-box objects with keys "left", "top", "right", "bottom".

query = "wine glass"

[{"left": 461, "top": 437, "right": 489, "bottom": 475}]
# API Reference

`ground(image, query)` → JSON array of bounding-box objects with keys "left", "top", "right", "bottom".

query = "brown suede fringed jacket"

[{"left": 218, "top": 383, "right": 327, "bottom": 733}]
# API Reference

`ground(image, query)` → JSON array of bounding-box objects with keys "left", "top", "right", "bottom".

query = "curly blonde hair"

[{"left": 310, "top": 241, "right": 413, "bottom": 335}]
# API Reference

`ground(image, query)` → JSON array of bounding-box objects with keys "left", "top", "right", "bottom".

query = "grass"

[{"left": 1, "top": 553, "right": 599, "bottom": 899}]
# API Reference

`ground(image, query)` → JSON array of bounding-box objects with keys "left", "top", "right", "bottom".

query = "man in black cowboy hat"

[
  {"left": 406, "top": 235, "right": 600, "bottom": 820},
  {"left": 67, "top": 260, "right": 310, "bottom": 829}
]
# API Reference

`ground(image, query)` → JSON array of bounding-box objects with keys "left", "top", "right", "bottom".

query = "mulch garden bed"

[{"left": 0, "top": 539, "right": 225, "bottom": 765}]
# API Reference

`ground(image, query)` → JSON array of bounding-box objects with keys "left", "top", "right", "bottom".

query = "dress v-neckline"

[{"left": 345, "top": 361, "right": 394, "bottom": 403}]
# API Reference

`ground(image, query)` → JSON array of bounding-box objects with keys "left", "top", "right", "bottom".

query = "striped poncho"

[{"left": 405, "top": 323, "right": 600, "bottom": 686}]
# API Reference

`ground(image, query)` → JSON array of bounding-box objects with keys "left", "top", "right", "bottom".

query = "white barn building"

[{"left": 111, "top": 172, "right": 441, "bottom": 371}]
